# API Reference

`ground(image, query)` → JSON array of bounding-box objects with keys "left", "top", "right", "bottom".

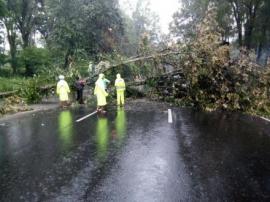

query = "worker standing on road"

[
  {"left": 74, "top": 76, "right": 85, "bottom": 104},
  {"left": 114, "top": 73, "right": 126, "bottom": 106},
  {"left": 103, "top": 76, "right": 110, "bottom": 91},
  {"left": 56, "top": 75, "right": 70, "bottom": 108},
  {"left": 94, "top": 74, "right": 108, "bottom": 112}
]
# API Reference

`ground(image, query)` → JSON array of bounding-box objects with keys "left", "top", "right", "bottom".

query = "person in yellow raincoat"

[
  {"left": 114, "top": 73, "right": 126, "bottom": 106},
  {"left": 56, "top": 75, "right": 70, "bottom": 108},
  {"left": 94, "top": 74, "right": 108, "bottom": 112}
]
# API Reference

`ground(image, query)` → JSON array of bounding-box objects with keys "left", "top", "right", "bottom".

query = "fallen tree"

[{"left": 90, "top": 50, "right": 183, "bottom": 77}]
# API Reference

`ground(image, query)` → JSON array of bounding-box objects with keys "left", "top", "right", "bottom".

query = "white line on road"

[
  {"left": 261, "top": 116, "right": 270, "bottom": 122},
  {"left": 76, "top": 111, "right": 97, "bottom": 122},
  {"left": 168, "top": 109, "right": 173, "bottom": 123}
]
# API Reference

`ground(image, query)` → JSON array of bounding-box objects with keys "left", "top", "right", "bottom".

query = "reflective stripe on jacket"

[{"left": 115, "top": 78, "right": 125, "bottom": 91}]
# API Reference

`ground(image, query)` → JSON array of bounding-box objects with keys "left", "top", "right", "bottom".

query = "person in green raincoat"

[
  {"left": 56, "top": 75, "right": 70, "bottom": 108},
  {"left": 114, "top": 73, "right": 126, "bottom": 106},
  {"left": 94, "top": 74, "right": 109, "bottom": 112}
]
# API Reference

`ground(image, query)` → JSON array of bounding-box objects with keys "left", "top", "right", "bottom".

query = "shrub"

[
  {"left": 20, "top": 47, "right": 52, "bottom": 76},
  {"left": 18, "top": 75, "right": 43, "bottom": 104}
]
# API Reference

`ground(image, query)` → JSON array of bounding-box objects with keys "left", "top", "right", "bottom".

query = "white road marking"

[
  {"left": 76, "top": 111, "right": 97, "bottom": 122},
  {"left": 261, "top": 117, "right": 270, "bottom": 122},
  {"left": 168, "top": 109, "right": 173, "bottom": 123}
]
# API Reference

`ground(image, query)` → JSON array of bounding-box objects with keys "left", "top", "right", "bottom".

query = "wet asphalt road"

[{"left": 0, "top": 100, "right": 270, "bottom": 201}]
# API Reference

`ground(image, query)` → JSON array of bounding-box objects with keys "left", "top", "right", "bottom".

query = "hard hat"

[
  {"left": 116, "top": 73, "right": 121, "bottom": 78},
  {"left": 59, "top": 75, "right": 64, "bottom": 80}
]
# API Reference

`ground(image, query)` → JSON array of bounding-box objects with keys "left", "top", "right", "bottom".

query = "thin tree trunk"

[
  {"left": 237, "top": 21, "right": 243, "bottom": 46},
  {"left": 256, "top": 25, "right": 267, "bottom": 65},
  {"left": 64, "top": 49, "right": 74, "bottom": 69},
  {"left": 230, "top": 0, "right": 243, "bottom": 47},
  {"left": 244, "top": 8, "right": 256, "bottom": 49},
  {"left": 6, "top": 30, "right": 17, "bottom": 74},
  {"left": 21, "top": 31, "right": 30, "bottom": 48},
  {"left": 10, "top": 44, "right": 17, "bottom": 74},
  {"left": 243, "top": 0, "right": 262, "bottom": 49},
  {"left": 64, "top": 51, "right": 70, "bottom": 69}
]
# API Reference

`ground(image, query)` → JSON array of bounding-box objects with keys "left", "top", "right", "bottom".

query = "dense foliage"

[
  {"left": 158, "top": 5, "right": 270, "bottom": 116},
  {"left": 170, "top": 0, "right": 270, "bottom": 65},
  {"left": 0, "top": 0, "right": 160, "bottom": 77}
]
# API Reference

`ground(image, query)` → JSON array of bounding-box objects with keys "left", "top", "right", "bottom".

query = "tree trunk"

[
  {"left": 231, "top": 0, "right": 243, "bottom": 46},
  {"left": 17, "top": 0, "right": 35, "bottom": 49},
  {"left": 64, "top": 49, "right": 74, "bottom": 69},
  {"left": 21, "top": 31, "right": 30, "bottom": 49},
  {"left": 256, "top": 25, "right": 267, "bottom": 65},
  {"left": 244, "top": 25, "right": 253, "bottom": 49},
  {"left": 6, "top": 30, "right": 17, "bottom": 74},
  {"left": 10, "top": 44, "right": 17, "bottom": 74},
  {"left": 244, "top": 7, "right": 256, "bottom": 49},
  {"left": 256, "top": 43, "right": 263, "bottom": 63},
  {"left": 243, "top": 0, "right": 262, "bottom": 49},
  {"left": 237, "top": 21, "right": 243, "bottom": 46}
]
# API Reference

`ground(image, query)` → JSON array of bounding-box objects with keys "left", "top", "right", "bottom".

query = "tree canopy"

[
  {"left": 170, "top": 0, "right": 270, "bottom": 60},
  {"left": 0, "top": 0, "right": 270, "bottom": 76}
]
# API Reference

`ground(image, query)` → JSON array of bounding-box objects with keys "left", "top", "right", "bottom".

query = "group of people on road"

[
  {"left": 56, "top": 73, "right": 126, "bottom": 111},
  {"left": 94, "top": 73, "right": 126, "bottom": 113}
]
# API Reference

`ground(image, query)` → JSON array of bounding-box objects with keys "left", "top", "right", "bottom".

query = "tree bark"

[
  {"left": 9, "top": 40, "right": 17, "bottom": 74},
  {"left": 5, "top": 22, "right": 17, "bottom": 74},
  {"left": 244, "top": 5, "right": 256, "bottom": 49},
  {"left": 21, "top": 31, "right": 31, "bottom": 48},
  {"left": 17, "top": 0, "right": 36, "bottom": 49},
  {"left": 230, "top": 0, "right": 243, "bottom": 47},
  {"left": 64, "top": 49, "right": 74, "bottom": 69},
  {"left": 243, "top": 0, "right": 262, "bottom": 49},
  {"left": 256, "top": 25, "right": 267, "bottom": 64}
]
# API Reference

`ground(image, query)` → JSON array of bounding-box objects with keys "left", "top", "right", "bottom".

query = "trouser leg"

[
  {"left": 81, "top": 90, "right": 84, "bottom": 103},
  {"left": 121, "top": 92, "right": 125, "bottom": 105},
  {"left": 117, "top": 92, "right": 121, "bottom": 105},
  {"left": 79, "top": 90, "right": 83, "bottom": 104},
  {"left": 76, "top": 90, "right": 80, "bottom": 101}
]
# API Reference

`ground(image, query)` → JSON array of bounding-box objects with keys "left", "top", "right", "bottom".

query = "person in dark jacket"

[{"left": 75, "top": 76, "right": 85, "bottom": 104}]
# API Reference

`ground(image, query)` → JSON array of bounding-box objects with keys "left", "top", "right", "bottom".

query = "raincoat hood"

[
  {"left": 99, "top": 74, "right": 104, "bottom": 79},
  {"left": 116, "top": 74, "right": 121, "bottom": 79}
]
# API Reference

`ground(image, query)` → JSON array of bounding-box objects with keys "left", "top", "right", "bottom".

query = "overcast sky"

[{"left": 119, "top": 0, "right": 181, "bottom": 34}]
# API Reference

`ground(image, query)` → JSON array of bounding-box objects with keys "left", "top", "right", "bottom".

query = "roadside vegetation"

[{"left": 159, "top": 6, "right": 270, "bottom": 118}]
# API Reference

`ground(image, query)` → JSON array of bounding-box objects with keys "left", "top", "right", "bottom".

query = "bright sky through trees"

[{"left": 119, "top": 0, "right": 181, "bottom": 34}]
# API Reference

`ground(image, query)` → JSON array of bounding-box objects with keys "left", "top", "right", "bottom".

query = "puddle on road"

[
  {"left": 96, "top": 116, "right": 109, "bottom": 161},
  {"left": 96, "top": 107, "right": 127, "bottom": 162},
  {"left": 58, "top": 110, "right": 74, "bottom": 152}
]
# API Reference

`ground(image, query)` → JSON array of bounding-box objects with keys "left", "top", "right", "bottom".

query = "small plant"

[{"left": 18, "top": 76, "right": 43, "bottom": 104}]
